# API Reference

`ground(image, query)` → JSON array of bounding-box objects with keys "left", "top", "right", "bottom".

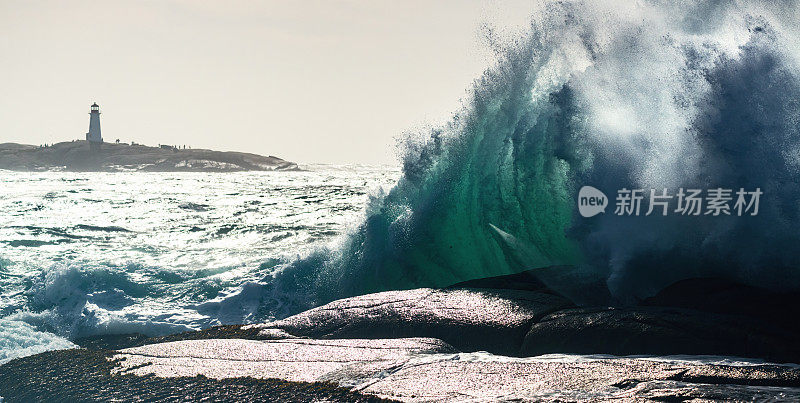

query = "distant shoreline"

[{"left": 0, "top": 141, "right": 299, "bottom": 172}]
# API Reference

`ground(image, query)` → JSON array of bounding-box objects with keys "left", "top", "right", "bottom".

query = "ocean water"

[{"left": 0, "top": 166, "right": 399, "bottom": 364}]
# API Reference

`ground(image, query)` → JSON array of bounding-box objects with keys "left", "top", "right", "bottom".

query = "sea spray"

[{"left": 221, "top": 0, "right": 800, "bottom": 317}]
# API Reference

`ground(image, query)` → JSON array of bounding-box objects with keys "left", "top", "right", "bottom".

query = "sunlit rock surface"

[
  {"left": 6, "top": 341, "right": 799, "bottom": 402},
  {"left": 250, "top": 288, "right": 573, "bottom": 356},
  {"left": 112, "top": 338, "right": 455, "bottom": 381},
  {"left": 108, "top": 340, "right": 800, "bottom": 401},
  {"left": 349, "top": 354, "right": 800, "bottom": 401}
]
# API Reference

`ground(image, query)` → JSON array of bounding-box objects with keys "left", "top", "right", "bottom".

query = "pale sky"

[{"left": 0, "top": 1, "right": 535, "bottom": 164}]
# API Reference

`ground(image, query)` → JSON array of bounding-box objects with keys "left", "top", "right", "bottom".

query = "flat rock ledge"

[
  {"left": 112, "top": 338, "right": 455, "bottom": 382},
  {"left": 3, "top": 337, "right": 799, "bottom": 402}
]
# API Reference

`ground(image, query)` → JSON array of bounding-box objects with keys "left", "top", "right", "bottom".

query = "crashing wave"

[{"left": 213, "top": 0, "right": 800, "bottom": 319}]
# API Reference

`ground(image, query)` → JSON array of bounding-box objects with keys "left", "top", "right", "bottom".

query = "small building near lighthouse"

[{"left": 86, "top": 102, "right": 103, "bottom": 150}]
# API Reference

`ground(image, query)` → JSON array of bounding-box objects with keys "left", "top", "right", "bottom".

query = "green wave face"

[
  {"left": 309, "top": 45, "right": 588, "bottom": 302},
  {"left": 273, "top": 0, "right": 800, "bottom": 311}
]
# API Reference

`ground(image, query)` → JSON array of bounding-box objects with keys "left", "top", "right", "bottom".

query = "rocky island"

[{"left": 0, "top": 141, "right": 299, "bottom": 172}]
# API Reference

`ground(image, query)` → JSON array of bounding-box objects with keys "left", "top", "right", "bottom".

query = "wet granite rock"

[
  {"left": 641, "top": 277, "right": 800, "bottom": 332},
  {"left": 521, "top": 306, "right": 800, "bottom": 362},
  {"left": 251, "top": 287, "right": 574, "bottom": 356}
]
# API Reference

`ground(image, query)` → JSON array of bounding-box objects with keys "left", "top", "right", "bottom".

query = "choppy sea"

[{"left": 0, "top": 165, "right": 400, "bottom": 364}]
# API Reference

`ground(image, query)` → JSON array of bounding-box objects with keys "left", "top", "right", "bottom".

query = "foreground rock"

[
  {"left": 3, "top": 339, "right": 800, "bottom": 402},
  {"left": 4, "top": 275, "right": 800, "bottom": 401},
  {"left": 0, "top": 141, "right": 299, "bottom": 172},
  {"left": 0, "top": 348, "right": 387, "bottom": 402},
  {"left": 352, "top": 354, "right": 800, "bottom": 401}
]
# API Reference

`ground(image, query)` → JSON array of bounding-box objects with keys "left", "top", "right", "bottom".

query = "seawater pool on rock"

[{"left": 0, "top": 165, "right": 400, "bottom": 363}]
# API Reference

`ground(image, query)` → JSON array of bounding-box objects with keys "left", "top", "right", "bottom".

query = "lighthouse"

[{"left": 86, "top": 102, "right": 103, "bottom": 150}]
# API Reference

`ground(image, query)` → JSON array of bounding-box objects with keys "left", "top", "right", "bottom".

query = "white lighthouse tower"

[{"left": 86, "top": 102, "right": 103, "bottom": 150}]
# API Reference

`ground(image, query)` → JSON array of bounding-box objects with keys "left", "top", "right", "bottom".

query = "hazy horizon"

[{"left": 0, "top": 1, "right": 535, "bottom": 164}]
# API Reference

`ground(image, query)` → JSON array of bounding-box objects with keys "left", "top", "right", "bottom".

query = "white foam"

[{"left": 0, "top": 319, "right": 75, "bottom": 365}]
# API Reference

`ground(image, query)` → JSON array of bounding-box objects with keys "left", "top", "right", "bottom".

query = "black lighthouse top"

[{"left": 90, "top": 103, "right": 100, "bottom": 112}]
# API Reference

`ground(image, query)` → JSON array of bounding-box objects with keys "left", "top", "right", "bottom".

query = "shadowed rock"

[
  {"left": 641, "top": 277, "right": 800, "bottom": 332},
  {"left": 521, "top": 306, "right": 800, "bottom": 362},
  {"left": 450, "top": 273, "right": 800, "bottom": 363}
]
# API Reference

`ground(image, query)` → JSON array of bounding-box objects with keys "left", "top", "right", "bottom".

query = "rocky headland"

[{"left": 0, "top": 141, "right": 299, "bottom": 172}]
